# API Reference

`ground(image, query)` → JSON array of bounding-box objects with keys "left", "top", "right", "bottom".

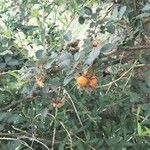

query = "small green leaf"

[
  {"left": 7, "top": 59, "right": 20, "bottom": 66},
  {"left": 59, "top": 52, "right": 73, "bottom": 62},
  {"left": 91, "top": 13, "right": 97, "bottom": 21},
  {"left": 36, "top": 50, "right": 44, "bottom": 59},
  {"left": 85, "top": 47, "right": 101, "bottom": 65},
  {"left": 74, "top": 51, "right": 83, "bottom": 61},
  {"left": 64, "top": 30, "right": 72, "bottom": 41},
  {"left": 129, "top": 92, "right": 140, "bottom": 102},
  {"left": 101, "top": 43, "right": 113, "bottom": 53},
  {"left": 44, "top": 53, "right": 57, "bottom": 69},
  {"left": 78, "top": 16, "right": 85, "bottom": 24},
  {"left": 111, "top": 5, "right": 118, "bottom": 20},
  {"left": 119, "top": 6, "right": 127, "bottom": 19},
  {"left": 96, "top": 7, "right": 102, "bottom": 13},
  {"left": 90, "top": 22, "right": 96, "bottom": 28},
  {"left": 106, "top": 22, "right": 115, "bottom": 34},
  {"left": 84, "top": 6, "right": 92, "bottom": 15}
]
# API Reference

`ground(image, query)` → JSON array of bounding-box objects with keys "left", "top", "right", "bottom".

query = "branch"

[
  {"left": 0, "top": 70, "right": 19, "bottom": 76},
  {"left": 0, "top": 96, "right": 37, "bottom": 112},
  {"left": 0, "top": 132, "right": 59, "bottom": 144},
  {"left": 102, "top": 44, "right": 150, "bottom": 56}
]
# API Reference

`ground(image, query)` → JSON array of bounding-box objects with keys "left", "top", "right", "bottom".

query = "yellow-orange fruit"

[
  {"left": 93, "top": 40, "right": 101, "bottom": 48},
  {"left": 36, "top": 77, "right": 44, "bottom": 88},
  {"left": 76, "top": 76, "right": 88, "bottom": 87},
  {"left": 89, "top": 76, "right": 97, "bottom": 88}
]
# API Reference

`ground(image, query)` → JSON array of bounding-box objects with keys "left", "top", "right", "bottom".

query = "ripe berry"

[{"left": 76, "top": 76, "right": 88, "bottom": 87}]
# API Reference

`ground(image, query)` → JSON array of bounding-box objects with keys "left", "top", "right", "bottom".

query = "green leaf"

[
  {"left": 142, "top": 4, "right": 150, "bottom": 11},
  {"left": 129, "top": 92, "right": 140, "bottom": 102},
  {"left": 106, "top": 22, "right": 115, "bottom": 34},
  {"left": 36, "top": 50, "right": 45, "bottom": 59},
  {"left": 145, "top": 77, "right": 150, "bottom": 88},
  {"left": 85, "top": 47, "right": 101, "bottom": 65},
  {"left": 49, "top": 77, "right": 62, "bottom": 89},
  {"left": 0, "top": 63, "right": 6, "bottom": 68},
  {"left": 59, "top": 52, "right": 73, "bottom": 61},
  {"left": 7, "top": 59, "right": 20, "bottom": 66},
  {"left": 78, "top": 16, "right": 85, "bottom": 24},
  {"left": 90, "top": 22, "right": 96, "bottom": 28},
  {"left": 111, "top": 5, "right": 118, "bottom": 20},
  {"left": 74, "top": 51, "right": 84, "bottom": 61},
  {"left": 96, "top": 7, "right": 102, "bottom": 13},
  {"left": 101, "top": 43, "right": 113, "bottom": 53},
  {"left": 76, "top": 141, "right": 84, "bottom": 150},
  {"left": 64, "top": 30, "right": 72, "bottom": 41},
  {"left": 91, "top": 13, "right": 97, "bottom": 21},
  {"left": 119, "top": 6, "right": 127, "bottom": 19},
  {"left": 84, "top": 6, "right": 92, "bottom": 15},
  {"left": 44, "top": 52, "right": 58, "bottom": 69},
  {"left": 0, "top": 141, "right": 21, "bottom": 150},
  {"left": 59, "top": 59, "right": 71, "bottom": 68},
  {"left": 0, "top": 112, "right": 20, "bottom": 124}
]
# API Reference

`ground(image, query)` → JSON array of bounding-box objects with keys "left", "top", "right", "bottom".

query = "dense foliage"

[{"left": 0, "top": 0, "right": 150, "bottom": 149}]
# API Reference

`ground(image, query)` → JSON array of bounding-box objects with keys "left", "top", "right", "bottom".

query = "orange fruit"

[
  {"left": 76, "top": 76, "right": 88, "bottom": 87},
  {"left": 89, "top": 76, "right": 97, "bottom": 88}
]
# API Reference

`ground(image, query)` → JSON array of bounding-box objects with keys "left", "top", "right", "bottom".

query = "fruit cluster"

[{"left": 76, "top": 72, "right": 98, "bottom": 89}]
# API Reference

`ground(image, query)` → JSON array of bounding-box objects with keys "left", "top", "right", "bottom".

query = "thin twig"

[
  {"left": 51, "top": 108, "right": 58, "bottom": 150},
  {"left": 64, "top": 89, "right": 86, "bottom": 137},
  {"left": 59, "top": 121, "right": 73, "bottom": 150},
  {"left": 99, "top": 62, "right": 144, "bottom": 88},
  {"left": 18, "top": 136, "right": 50, "bottom": 150},
  {"left": 73, "top": 134, "right": 96, "bottom": 150},
  {"left": 0, "top": 137, "right": 34, "bottom": 150},
  {"left": 0, "top": 70, "right": 19, "bottom": 76},
  {"left": 0, "top": 132, "right": 58, "bottom": 144},
  {"left": 0, "top": 96, "right": 36, "bottom": 112},
  {"left": 103, "top": 44, "right": 150, "bottom": 56},
  {"left": 122, "top": 71, "right": 133, "bottom": 91},
  {"left": 105, "top": 51, "right": 125, "bottom": 95}
]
